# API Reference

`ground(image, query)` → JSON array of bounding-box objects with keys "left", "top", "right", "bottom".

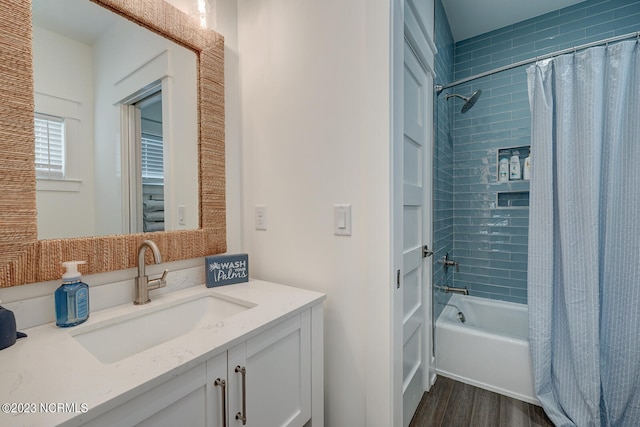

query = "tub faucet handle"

[{"left": 439, "top": 253, "right": 460, "bottom": 273}]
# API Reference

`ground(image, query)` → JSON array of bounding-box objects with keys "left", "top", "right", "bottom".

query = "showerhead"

[
  {"left": 445, "top": 89, "right": 482, "bottom": 113},
  {"left": 461, "top": 89, "right": 481, "bottom": 113}
]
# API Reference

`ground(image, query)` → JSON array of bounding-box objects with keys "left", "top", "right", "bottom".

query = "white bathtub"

[{"left": 435, "top": 294, "right": 538, "bottom": 404}]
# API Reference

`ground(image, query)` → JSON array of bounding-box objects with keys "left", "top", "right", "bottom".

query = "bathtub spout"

[
  {"left": 437, "top": 302, "right": 466, "bottom": 323},
  {"left": 435, "top": 285, "right": 469, "bottom": 295}
]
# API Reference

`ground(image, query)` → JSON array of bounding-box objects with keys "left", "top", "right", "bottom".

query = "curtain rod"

[{"left": 435, "top": 30, "right": 640, "bottom": 94}]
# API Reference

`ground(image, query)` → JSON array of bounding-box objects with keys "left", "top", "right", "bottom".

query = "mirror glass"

[{"left": 32, "top": 0, "right": 199, "bottom": 239}]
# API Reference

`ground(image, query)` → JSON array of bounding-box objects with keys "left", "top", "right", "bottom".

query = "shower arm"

[{"left": 445, "top": 93, "right": 466, "bottom": 101}]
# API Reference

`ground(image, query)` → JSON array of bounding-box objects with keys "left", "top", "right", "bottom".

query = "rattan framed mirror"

[{"left": 0, "top": 0, "right": 226, "bottom": 287}]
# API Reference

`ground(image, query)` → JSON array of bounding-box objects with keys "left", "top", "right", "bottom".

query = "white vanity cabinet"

[
  {"left": 83, "top": 358, "right": 218, "bottom": 427},
  {"left": 227, "top": 310, "right": 311, "bottom": 427},
  {"left": 84, "top": 308, "right": 317, "bottom": 427}
]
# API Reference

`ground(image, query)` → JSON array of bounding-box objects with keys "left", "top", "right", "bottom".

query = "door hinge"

[
  {"left": 396, "top": 269, "right": 400, "bottom": 289},
  {"left": 422, "top": 245, "right": 434, "bottom": 258}
]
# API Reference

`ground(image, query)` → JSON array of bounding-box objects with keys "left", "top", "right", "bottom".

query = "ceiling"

[
  {"left": 33, "top": 0, "right": 589, "bottom": 48},
  {"left": 32, "top": 0, "right": 117, "bottom": 45},
  {"left": 442, "top": 0, "right": 587, "bottom": 42},
  {"left": 34, "top": 0, "right": 588, "bottom": 45}
]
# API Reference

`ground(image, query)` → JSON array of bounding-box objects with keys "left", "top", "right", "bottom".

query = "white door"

[{"left": 401, "top": 40, "right": 433, "bottom": 426}]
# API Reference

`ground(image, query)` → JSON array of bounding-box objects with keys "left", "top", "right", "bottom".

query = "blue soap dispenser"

[{"left": 55, "top": 261, "right": 90, "bottom": 327}]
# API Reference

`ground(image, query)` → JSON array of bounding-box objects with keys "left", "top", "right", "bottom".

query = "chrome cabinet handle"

[
  {"left": 235, "top": 366, "right": 247, "bottom": 425},
  {"left": 214, "top": 378, "right": 227, "bottom": 427}
]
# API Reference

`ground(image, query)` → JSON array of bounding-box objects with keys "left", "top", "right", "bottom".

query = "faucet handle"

[
  {"left": 438, "top": 254, "right": 460, "bottom": 273},
  {"left": 147, "top": 269, "right": 169, "bottom": 291},
  {"left": 155, "top": 269, "right": 169, "bottom": 285}
]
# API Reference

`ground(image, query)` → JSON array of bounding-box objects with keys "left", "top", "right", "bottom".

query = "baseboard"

[{"left": 435, "top": 369, "right": 541, "bottom": 406}]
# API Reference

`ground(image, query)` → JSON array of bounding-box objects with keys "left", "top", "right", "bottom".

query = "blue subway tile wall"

[
  {"left": 433, "top": 0, "right": 454, "bottom": 319},
  {"left": 443, "top": 0, "right": 640, "bottom": 304}
]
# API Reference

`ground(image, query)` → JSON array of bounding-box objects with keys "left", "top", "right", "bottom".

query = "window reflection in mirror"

[
  {"left": 32, "top": 0, "right": 199, "bottom": 240},
  {"left": 34, "top": 113, "right": 66, "bottom": 180}
]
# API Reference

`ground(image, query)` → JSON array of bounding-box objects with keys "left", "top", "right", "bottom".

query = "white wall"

[
  {"left": 216, "top": 0, "right": 243, "bottom": 254},
  {"left": 237, "top": 1, "right": 393, "bottom": 425},
  {"left": 33, "top": 26, "right": 97, "bottom": 239}
]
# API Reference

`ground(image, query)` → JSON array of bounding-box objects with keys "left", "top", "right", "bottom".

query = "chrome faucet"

[
  {"left": 438, "top": 252, "right": 459, "bottom": 273},
  {"left": 134, "top": 240, "right": 168, "bottom": 305},
  {"left": 434, "top": 285, "right": 469, "bottom": 295}
]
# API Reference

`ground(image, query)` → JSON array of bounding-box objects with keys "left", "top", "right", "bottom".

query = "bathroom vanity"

[{"left": 0, "top": 280, "right": 325, "bottom": 427}]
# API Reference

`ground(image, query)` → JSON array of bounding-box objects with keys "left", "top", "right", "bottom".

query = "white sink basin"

[{"left": 71, "top": 294, "right": 253, "bottom": 363}]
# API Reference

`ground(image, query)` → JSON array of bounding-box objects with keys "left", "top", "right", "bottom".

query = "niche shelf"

[
  {"left": 496, "top": 145, "right": 530, "bottom": 183},
  {"left": 497, "top": 190, "right": 529, "bottom": 208}
]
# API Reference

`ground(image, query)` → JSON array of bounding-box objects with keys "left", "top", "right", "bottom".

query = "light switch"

[
  {"left": 178, "top": 205, "right": 186, "bottom": 226},
  {"left": 334, "top": 204, "right": 352, "bottom": 236},
  {"left": 337, "top": 211, "right": 347, "bottom": 229}
]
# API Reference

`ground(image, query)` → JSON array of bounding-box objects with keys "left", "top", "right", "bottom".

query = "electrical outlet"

[{"left": 255, "top": 205, "right": 267, "bottom": 230}]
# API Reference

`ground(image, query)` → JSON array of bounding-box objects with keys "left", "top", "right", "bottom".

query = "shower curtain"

[{"left": 527, "top": 40, "right": 640, "bottom": 426}]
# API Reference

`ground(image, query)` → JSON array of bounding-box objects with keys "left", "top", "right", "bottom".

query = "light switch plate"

[
  {"left": 334, "top": 204, "right": 352, "bottom": 236},
  {"left": 178, "top": 205, "right": 186, "bottom": 226}
]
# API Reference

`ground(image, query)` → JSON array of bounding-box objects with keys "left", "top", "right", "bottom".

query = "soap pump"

[{"left": 55, "top": 261, "right": 90, "bottom": 327}]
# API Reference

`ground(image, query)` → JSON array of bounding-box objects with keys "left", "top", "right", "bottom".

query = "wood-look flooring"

[{"left": 409, "top": 376, "right": 554, "bottom": 427}]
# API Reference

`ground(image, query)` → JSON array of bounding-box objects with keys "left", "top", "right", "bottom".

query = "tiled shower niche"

[
  {"left": 496, "top": 146, "right": 530, "bottom": 183},
  {"left": 496, "top": 145, "right": 530, "bottom": 208}
]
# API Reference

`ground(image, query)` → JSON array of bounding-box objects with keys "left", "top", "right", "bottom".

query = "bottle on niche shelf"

[
  {"left": 499, "top": 157, "right": 509, "bottom": 182},
  {"left": 509, "top": 155, "right": 521, "bottom": 180},
  {"left": 523, "top": 151, "right": 531, "bottom": 180}
]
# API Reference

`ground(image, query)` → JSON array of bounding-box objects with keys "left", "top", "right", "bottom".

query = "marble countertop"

[{"left": 0, "top": 280, "right": 325, "bottom": 427}]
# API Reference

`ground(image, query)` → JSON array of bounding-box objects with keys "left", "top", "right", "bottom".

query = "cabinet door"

[
  {"left": 84, "top": 362, "right": 211, "bottom": 427},
  {"left": 207, "top": 351, "right": 229, "bottom": 427},
  {"left": 228, "top": 311, "right": 311, "bottom": 427}
]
